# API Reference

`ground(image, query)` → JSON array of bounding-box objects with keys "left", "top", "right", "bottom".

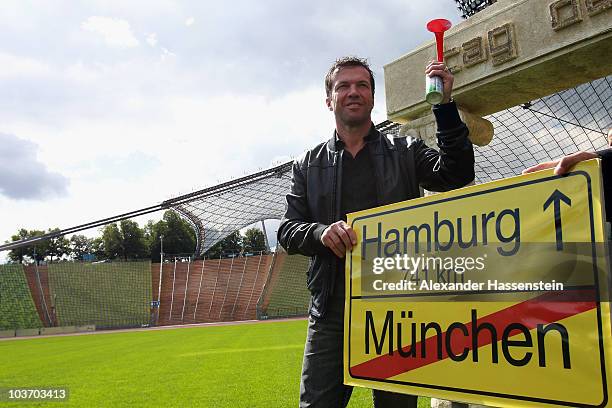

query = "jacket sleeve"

[
  {"left": 597, "top": 148, "right": 612, "bottom": 220},
  {"left": 277, "top": 159, "right": 329, "bottom": 256},
  {"left": 414, "top": 101, "right": 475, "bottom": 192}
]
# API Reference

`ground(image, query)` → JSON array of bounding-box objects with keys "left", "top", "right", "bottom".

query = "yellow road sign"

[{"left": 344, "top": 159, "right": 611, "bottom": 407}]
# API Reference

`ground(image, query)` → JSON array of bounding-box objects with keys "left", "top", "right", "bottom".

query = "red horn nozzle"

[{"left": 426, "top": 19, "right": 452, "bottom": 62}]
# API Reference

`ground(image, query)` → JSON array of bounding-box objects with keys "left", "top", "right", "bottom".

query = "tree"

[
  {"left": 242, "top": 228, "right": 267, "bottom": 253},
  {"left": 101, "top": 223, "right": 122, "bottom": 260},
  {"left": 144, "top": 220, "right": 160, "bottom": 257},
  {"left": 45, "top": 228, "right": 69, "bottom": 263},
  {"left": 146, "top": 220, "right": 167, "bottom": 261},
  {"left": 205, "top": 231, "right": 242, "bottom": 259},
  {"left": 120, "top": 220, "right": 147, "bottom": 260},
  {"left": 101, "top": 221, "right": 147, "bottom": 260},
  {"left": 90, "top": 238, "right": 105, "bottom": 259},
  {"left": 26, "top": 230, "right": 48, "bottom": 265},
  {"left": 70, "top": 234, "right": 91, "bottom": 260},
  {"left": 163, "top": 211, "right": 196, "bottom": 254},
  {"left": 6, "top": 229, "right": 31, "bottom": 264},
  {"left": 147, "top": 211, "right": 196, "bottom": 260},
  {"left": 6, "top": 228, "right": 66, "bottom": 264},
  {"left": 69, "top": 234, "right": 103, "bottom": 261}
]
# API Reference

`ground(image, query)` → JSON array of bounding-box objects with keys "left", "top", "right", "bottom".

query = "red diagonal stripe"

[{"left": 350, "top": 289, "right": 597, "bottom": 379}]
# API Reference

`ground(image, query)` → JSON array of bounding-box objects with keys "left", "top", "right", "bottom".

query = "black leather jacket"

[{"left": 277, "top": 102, "right": 475, "bottom": 318}]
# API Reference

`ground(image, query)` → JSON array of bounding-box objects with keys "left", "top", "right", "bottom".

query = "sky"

[{"left": 0, "top": 0, "right": 462, "bottom": 259}]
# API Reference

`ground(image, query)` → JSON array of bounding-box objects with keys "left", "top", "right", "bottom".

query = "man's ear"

[{"left": 326, "top": 96, "right": 333, "bottom": 111}]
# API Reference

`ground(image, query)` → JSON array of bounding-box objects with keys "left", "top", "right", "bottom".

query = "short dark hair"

[{"left": 325, "top": 56, "right": 375, "bottom": 97}]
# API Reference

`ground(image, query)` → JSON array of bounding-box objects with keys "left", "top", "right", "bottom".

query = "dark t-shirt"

[{"left": 334, "top": 135, "right": 378, "bottom": 298}]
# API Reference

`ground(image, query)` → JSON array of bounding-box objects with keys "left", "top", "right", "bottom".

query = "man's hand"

[
  {"left": 522, "top": 151, "right": 599, "bottom": 176},
  {"left": 426, "top": 60, "right": 454, "bottom": 104},
  {"left": 320, "top": 221, "right": 357, "bottom": 258}
]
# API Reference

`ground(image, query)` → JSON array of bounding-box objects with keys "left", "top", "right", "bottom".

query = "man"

[{"left": 277, "top": 56, "right": 475, "bottom": 407}]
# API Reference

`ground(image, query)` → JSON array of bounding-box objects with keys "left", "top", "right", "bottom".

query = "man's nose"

[{"left": 347, "top": 84, "right": 359, "bottom": 96}]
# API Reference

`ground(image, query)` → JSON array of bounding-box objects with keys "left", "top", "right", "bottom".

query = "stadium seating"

[
  {"left": 1, "top": 252, "right": 306, "bottom": 331},
  {"left": 257, "top": 251, "right": 311, "bottom": 319},
  {"left": 154, "top": 254, "right": 273, "bottom": 326},
  {"left": 0, "top": 264, "right": 43, "bottom": 330},
  {"left": 23, "top": 264, "right": 56, "bottom": 326},
  {"left": 47, "top": 261, "right": 152, "bottom": 329}
]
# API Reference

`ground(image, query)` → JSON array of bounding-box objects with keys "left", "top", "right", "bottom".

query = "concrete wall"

[{"left": 385, "top": 0, "right": 612, "bottom": 122}]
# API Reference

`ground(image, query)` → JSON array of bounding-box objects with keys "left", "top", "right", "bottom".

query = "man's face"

[{"left": 326, "top": 66, "right": 374, "bottom": 127}]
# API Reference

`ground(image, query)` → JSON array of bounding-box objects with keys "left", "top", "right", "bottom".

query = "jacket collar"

[{"left": 326, "top": 123, "right": 379, "bottom": 152}]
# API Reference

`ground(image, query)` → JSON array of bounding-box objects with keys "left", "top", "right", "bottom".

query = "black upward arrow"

[{"left": 543, "top": 189, "right": 572, "bottom": 251}]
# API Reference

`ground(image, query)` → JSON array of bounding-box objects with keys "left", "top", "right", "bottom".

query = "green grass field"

[{"left": 0, "top": 319, "right": 430, "bottom": 407}]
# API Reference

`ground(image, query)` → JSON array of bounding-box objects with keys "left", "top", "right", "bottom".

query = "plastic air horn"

[{"left": 425, "top": 18, "right": 452, "bottom": 105}]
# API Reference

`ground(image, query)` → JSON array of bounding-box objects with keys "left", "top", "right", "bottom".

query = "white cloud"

[
  {"left": 64, "top": 61, "right": 103, "bottom": 83},
  {"left": 0, "top": 52, "right": 51, "bottom": 79},
  {"left": 146, "top": 33, "right": 157, "bottom": 47},
  {"left": 185, "top": 17, "right": 195, "bottom": 26},
  {"left": 160, "top": 47, "right": 176, "bottom": 61},
  {"left": 81, "top": 16, "right": 139, "bottom": 48}
]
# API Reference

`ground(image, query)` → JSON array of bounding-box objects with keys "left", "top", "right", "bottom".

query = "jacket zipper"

[{"left": 327, "top": 150, "right": 341, "bottom": 301}]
